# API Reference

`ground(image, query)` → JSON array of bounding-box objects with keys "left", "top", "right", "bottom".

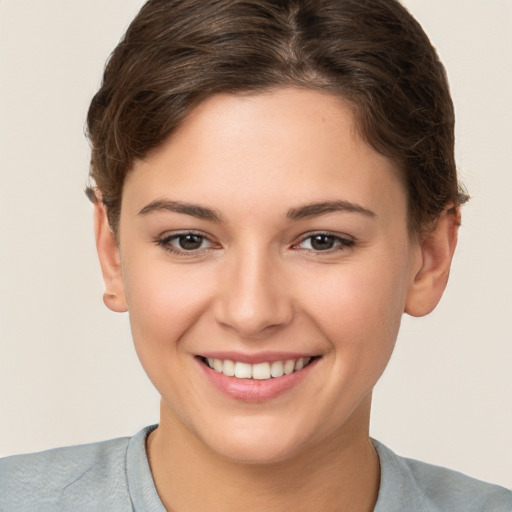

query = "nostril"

[{"left": 212, "top": 260, "right": 294, "bottom": 336}]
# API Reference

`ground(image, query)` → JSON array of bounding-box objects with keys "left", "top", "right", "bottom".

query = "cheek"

[
  {"left": 298, "top": 250, "right": 410, "bottom": 353},
  {"left": 121, "top": 257, "right": 213, "bottom": 359}
]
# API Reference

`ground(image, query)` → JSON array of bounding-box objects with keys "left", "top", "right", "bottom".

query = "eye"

[
  {"left": 156, "top": 231, "right": 217, "bottom": 254},
  {"left": 295, "top": 232, "right": 355, "bottom": 252},
  {"left": 175, "top": 233, "right": 206, "bottom": 251}
]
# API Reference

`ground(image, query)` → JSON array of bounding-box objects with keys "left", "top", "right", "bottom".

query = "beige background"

[{"left": 1, "top": 0, "right": 511, "bottom": 488}]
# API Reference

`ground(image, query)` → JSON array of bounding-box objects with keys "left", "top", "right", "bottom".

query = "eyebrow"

[
  {"left": 138, "top": 200, "right": 224, "bottom": 222},
  {"left": 138, "top": 199, "right": 376, "bottom": 222},
  {"left": 286, "top": 200, "right": 376, "bottom": 220}
]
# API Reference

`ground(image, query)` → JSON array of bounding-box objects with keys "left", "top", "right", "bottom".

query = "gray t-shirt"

[{"left": 1, "top": 426, "right": 510, "bottom": 511}]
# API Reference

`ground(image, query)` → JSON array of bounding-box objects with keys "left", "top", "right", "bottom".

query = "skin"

[{"left": 95, "top": 87, "right": 459, "bottom": 511}]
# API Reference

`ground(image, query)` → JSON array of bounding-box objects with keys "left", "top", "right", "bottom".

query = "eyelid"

[
  {"left": 154, "top": 229, "right": 355, "bottom": 256},
  {"left": 292, "top": 231, "right": 356, "bottom": 251},
  {"left": 155, "top": 230, "right": 219, "bottom": 255}
]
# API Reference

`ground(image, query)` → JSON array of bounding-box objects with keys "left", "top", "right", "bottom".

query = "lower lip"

[{"left": 197, "top": 358, "right": 319, "bottom": 402}]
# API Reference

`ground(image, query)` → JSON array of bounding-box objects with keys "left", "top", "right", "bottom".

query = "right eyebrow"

[
  {"left": 286, "top": 200, "right": 376, "bottom": 220},
  {"left": 138, "top": 200, "right": 224, "bottom": 222}
]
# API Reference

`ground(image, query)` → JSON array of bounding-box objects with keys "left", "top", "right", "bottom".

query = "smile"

[{"left": 203, "top": 357, "right": 314, "bottom": 380}]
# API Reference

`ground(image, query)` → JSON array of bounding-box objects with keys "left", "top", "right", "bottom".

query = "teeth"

[
  {"left": 206, "top": 357, "right": 313, "bottom": 380},
  {"left": 222, "top": 359, "right": 235, "bottom": 377},
  {"left": 270, "top": 361, "right": 284, "bottom": 378},
  {"left": 294, "top": 357, "right": 311, "bottom": 371},
  {"left": 283, "top": 360, "right": 295, "bottom": 375},
  {"left": 234, "top": 362, "right": 252, "bottom": 379},
  {"left": 252, "top": 362, "right": 271, "bottom": 380}
]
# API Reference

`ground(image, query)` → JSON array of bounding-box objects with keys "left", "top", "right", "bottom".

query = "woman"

[{"left": 1, "top": 0, "right": 510, "bottom": 510}]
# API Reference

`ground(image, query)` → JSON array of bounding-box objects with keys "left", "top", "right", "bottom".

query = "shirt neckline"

[{"left": 125, "top": 426, "right": 433, "bottom": 512}]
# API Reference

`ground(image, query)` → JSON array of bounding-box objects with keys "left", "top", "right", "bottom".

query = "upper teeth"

[{"left": 206, "top": 358, "right": 312, "bottom": 380}]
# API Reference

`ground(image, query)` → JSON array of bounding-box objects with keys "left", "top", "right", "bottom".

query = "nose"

[{"left": 214, "top": 246, "right": 294, "bottom": 338}]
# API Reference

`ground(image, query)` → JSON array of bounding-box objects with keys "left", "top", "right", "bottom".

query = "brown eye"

[
  {"left": 295, "top": 232, "right": 355, "bottom": 253},
  {"left": 310, "top": 235, "right": 336, "bottom": 251},
  {"left": 178, "top": 234, "right": 204, "bottom": 250},
  {"left": 156, "top": 231, "right": 215, "bottom": 254}
]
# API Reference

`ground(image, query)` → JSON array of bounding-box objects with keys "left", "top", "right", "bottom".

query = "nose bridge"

[{"left": 216, "top": 242, "right": 292, "bottom": 337}]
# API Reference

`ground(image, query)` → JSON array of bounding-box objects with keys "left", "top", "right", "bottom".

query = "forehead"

[{"left": 123, "top": 87, "right": 406, "bottom": 224}]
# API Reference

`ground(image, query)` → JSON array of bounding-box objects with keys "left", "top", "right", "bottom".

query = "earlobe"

[
  {"left": 93, "top": 203, "right": 128, "bottom": 313},
  {"left": 405, "top": 207, "right": 460, "bottom": 317}
]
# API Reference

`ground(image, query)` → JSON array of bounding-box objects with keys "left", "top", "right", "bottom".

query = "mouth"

[
  {"left": 196, "top": 352, "right": 321, "bottom": 401},
  {"left": 198, "top": 356, "right": 319, "bottom": 380}
]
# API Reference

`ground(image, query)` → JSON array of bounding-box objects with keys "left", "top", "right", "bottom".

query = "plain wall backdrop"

[{"left": 1, "top": 0, "right": 511, "bottom": 489}]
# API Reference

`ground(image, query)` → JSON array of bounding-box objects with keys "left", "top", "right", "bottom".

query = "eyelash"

[
  {"left": 293, "top": 232, "right": 356, "bottom": 253},
  {"left": 155, "top": 231, "right": 217, "bottom": 256},
  {"left": 155, "top": 231, "right": 355, "bottom": 256}
]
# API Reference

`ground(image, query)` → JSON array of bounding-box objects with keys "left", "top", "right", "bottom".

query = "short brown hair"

[{"left": 86, "top": 0, "right": 468, "bottom": 236}]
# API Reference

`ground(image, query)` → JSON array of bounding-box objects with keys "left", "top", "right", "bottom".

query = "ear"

[
  {"left": 93, "top": 203, "right": 128, "bottom": 313},
  {"left": 405, "top": 207, "right": 460, "bottom": 317}
]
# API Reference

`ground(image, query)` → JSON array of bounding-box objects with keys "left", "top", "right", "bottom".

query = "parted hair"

[{"left": 86, "top": 0, "right": 468, "bottom": 236}]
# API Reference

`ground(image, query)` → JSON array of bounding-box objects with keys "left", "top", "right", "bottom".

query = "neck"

[{"left": 147, "top": 397, "right": 380, "bottom": 512}]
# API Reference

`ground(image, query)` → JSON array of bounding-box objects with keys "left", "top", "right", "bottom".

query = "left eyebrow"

[
  {"left": 138, "top": 200, "right": 224, "bottom": 222},
  {"left": 286, "top": 200, "right": 376, "bottom": 220}
]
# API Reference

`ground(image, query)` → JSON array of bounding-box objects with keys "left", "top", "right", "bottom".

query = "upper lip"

[{"left": 197, "top": 351, "right": 319, "bottom": 364}]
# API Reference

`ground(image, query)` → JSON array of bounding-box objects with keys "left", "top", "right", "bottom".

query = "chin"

[
  {"left": 211, "top": 436, "right": 304, "bottom": 465},
  {"left": 196, "top": 417, "right": 318, "bottom": 465}
]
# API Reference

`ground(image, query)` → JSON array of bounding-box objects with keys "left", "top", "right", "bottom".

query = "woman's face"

[{"left": 109, "top": 88, "right": 423, "bottom": 463}]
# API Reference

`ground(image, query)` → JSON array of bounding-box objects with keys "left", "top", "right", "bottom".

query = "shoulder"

[
  {"left": 373, "top": 439, "right": 512, "bottom": 512},
  {"left": 402, "top": 454, "right": 512, "bottom": 511},
  {"left": 0, "top": 435, "right": 132, "bottom": 511}
]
